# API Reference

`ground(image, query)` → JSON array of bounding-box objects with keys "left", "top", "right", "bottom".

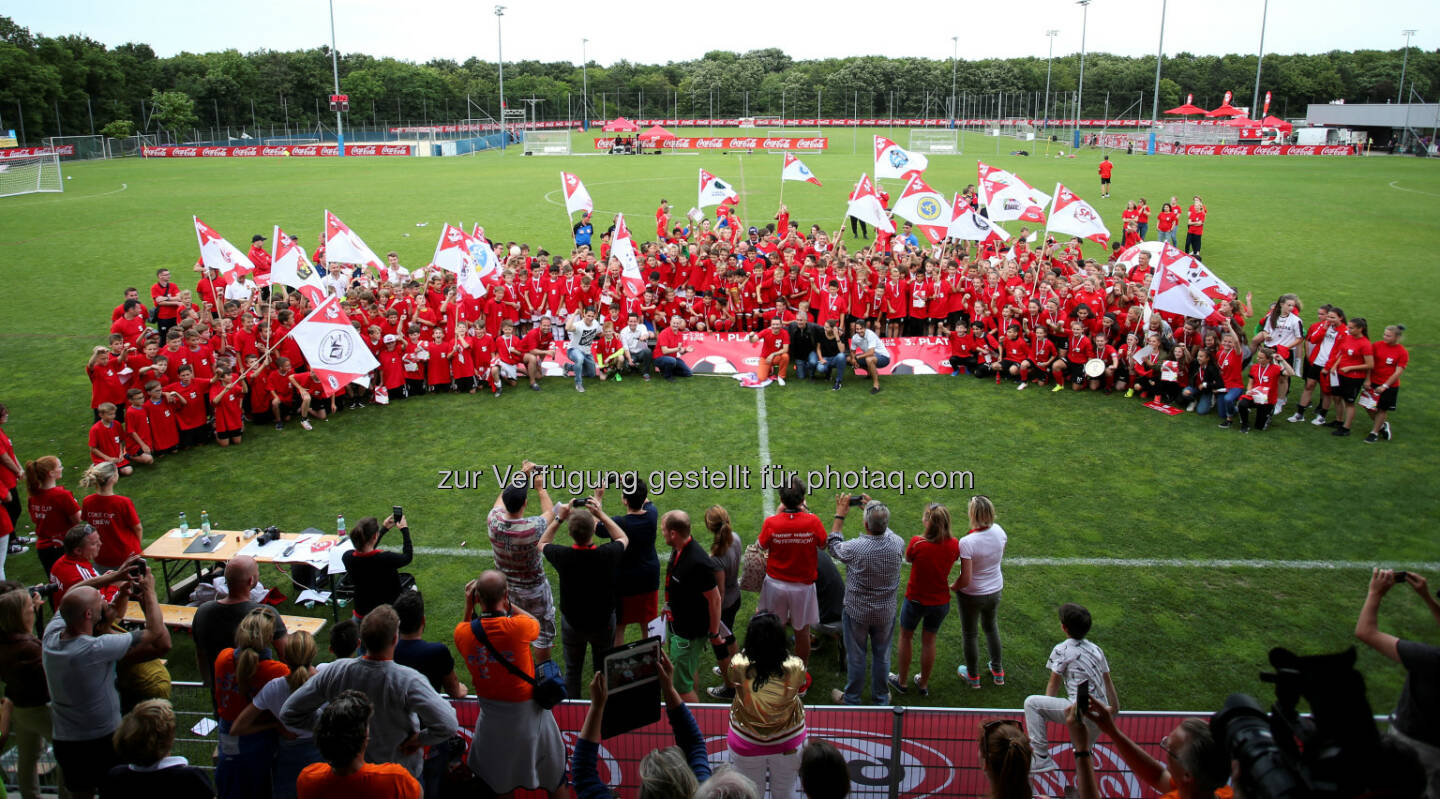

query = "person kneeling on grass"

[
  {"left": 750, "top": 316, "right": 791, "bottom": 386},
  {"left": 86, "top": 403, "right": 132, "bottom": 478},
  {"left": 1023, "top": 603, "right": 1119, "bottom": 774},
  {"left": 268, "top": 357, "right": 318, "bottom": 431},
  {"left": 848, "top": 321, "right": 890, "bottom": 395}
]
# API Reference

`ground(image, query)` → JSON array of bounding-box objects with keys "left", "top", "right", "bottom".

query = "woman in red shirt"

[
  {"left": 214, "top": 607, "right": 290, "bottom": 799},
  {"left": 1363, "top": 324, "right": 1408, "bottom": 443},
  {"left": 1215, "top": 333, "right": 1246, "bottom": 428},
  {"left": 1184, "top": 197, "right": 1206, "bottom": 258},
  {"left": 24, "top": 456, "right": 81, "bottom": 576},
  {"left": 1328, "top": 317, "right": 1373, "bottom": 437},
  {"left": 1235, "top": 348, "right": 1294, "bottom": 433},
  {"left": 79, "top": 461, "right": 143, "bottom": 570},
  {"left": 1136, "top": 198, "right": 1152, "bottom": 240},
  {"left": 1156, "top": 203, "right": 1179, "bottom": 247},
  {"left": 890, "top": 503, "right": 960, "bottom": 697}
]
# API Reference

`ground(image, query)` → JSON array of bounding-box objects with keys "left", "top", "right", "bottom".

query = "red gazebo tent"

[
  {"left": 602, "top": 117, "right": 639, "bottom": 133},
  {"left": 1163, "top": 93, "right": 1206, "bottom": 116},
  {"left": 1261, "top": 115, "right": 1294, "bottom": 134},
  {"left": 638, "top": 125, "right": 676, "bottom": 144}
]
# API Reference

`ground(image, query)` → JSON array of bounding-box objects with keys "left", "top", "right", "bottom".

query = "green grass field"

[{"left": 1, "top": 133, "right": 1437, "bottom": 717}]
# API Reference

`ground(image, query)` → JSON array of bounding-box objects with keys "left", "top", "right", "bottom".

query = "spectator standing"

[
  {"left": 280, "top": 606, "right": 458, "bottom": 781},
  {"left": 44, "top": 572, "right": 170, "bottom": 799},
  {"left": 541, "top": 499, "right": 628, "bottom": 697},
  {"left": 0, "top": 588, "right": 64, "bottom": 799},
  {"left": 724, "top": 612, "right": 808, "bottom": 799},
  {"left": 663, "top": 510, "right": 724, "bottom": 703},
  {"left": 102, "top": 699, "right": 213, "bottom": 799},
  {"left": 24, "top": 456, "right": 81, "bottom": 577},
  {"left": 758, "top": 477, "right": 827, "bottom": 670},
  {"left": 78, "top": 462, "right": 142, "bottom": 571},
  {"left": 705, "top": 506, "right": 744, "bottom": 701},
  {"left": 826, "top": 494, "right": 904, "bottom": 706},
  {"left": 952, "top": 496, "right": 1007, "bottom": 690},
  {"left": 596, "top": 480, "right": 660, "bottom": 647},
  {"left": 231, "top": 630, "right": 323, "bottom": 799},
  {"left": 486, "top": 460, "right": 558, "bottom": 662},
  {"left": 1024, "top": 603, "right": 1120, "bottom": 773},
  {"left": 392, "top": 591, "right": 466, "bottom": 799},
  {"left": 213, "top": 606, "right": 289, "bottom": 799},
  {"left": 342, "top": 514, "right": 414, "bottom": 618},
  {"left": 454, "top": 571, "right": 567, "bottom": 798},
  {"left": 890, "top": 503, "right": 960, "bottom": 697},
  {"left": 296, "top": 690, "right": 421, "bottom": 799},
  {"left": 194, "top": 556, "right": 289, "bottom": 691}
]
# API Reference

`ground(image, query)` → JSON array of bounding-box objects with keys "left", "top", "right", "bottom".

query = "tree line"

[{"left": 1, "top": 14, "right": 1435, "bottom": 144}]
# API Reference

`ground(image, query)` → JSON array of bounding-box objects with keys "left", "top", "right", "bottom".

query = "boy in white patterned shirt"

[{"left": 1026, "top": 602, "right": 1121, "bottom": 773}]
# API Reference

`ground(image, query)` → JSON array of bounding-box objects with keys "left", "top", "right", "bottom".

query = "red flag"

[
  {"left": 612, "top": 214, "right": 643, "bottom": 297},
  {"left": 1263, "top": 91, "right": 1272, "bottom": 116},
  {"left": 193, "top": 216, "right": 256, "bottom": 285},
  {"left": 289, "top": 296, "right": 380, "bottom": 396}
]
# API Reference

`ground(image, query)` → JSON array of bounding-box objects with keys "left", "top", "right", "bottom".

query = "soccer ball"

[
  {"left": 281, "top": 151, "right": 291, "bottom": 157},
  {"left": 693, "top": 355, "right": 736, "bottom": 374},
  {"left": 509, "top": 245, "right": 522, "bottom": 257},
  {"left": 891, "top": 359, "right": 938, "bottom": 375}
]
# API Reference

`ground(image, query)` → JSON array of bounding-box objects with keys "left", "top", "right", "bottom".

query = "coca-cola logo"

[
  {"left": 173, "top": 147, "right": 198, "bottom": 157},
  {"left": 320, "top": 146, "right": 339, "bottom": 156},
  {"left": 262, "top": 146, "right": 289, "bottom": 156},
  {"left": 349, "top": 145, "right": 378, "bottom": 155},
  {"left": 232, "top": 146, "right": 258, "bottom": 156},
  {"left": 731, "top": 138, "right": 758, "bottom": 148},
  {"left": 142, "top": 147, "right": 166, "bottom": 157},
  {"left": 201, "top": 147, "right": 229, "bottom": 157},
  {"left": 380, "top": 145, "right": 410, "bottom": 155},
  {"left": 291, "top": 145, "right": 318, "bottom": 156},
  {"left": 1220, "top": 146, "right": 1250, "bottom": 155},
  {"left": 1289, "top": 146, "right": 1316, "bottom": 155},
  {"left": 695, "top": 138, "right": 725, "bottom": 148},
  {"left": 1187, "top": 145, "right": 1218, "bottom": 155},
  {"left": 1252, "top": 146, "right": 1283, "bottom": 155},
  {"left": 1320, "top": 146, "right": 1351, "bottom": 156},
  {"left": 761, "top": 138, "right": 790, "bottom": 148},
  {"left": 797, "top": 138, "right": 826, "bottom": 148}
]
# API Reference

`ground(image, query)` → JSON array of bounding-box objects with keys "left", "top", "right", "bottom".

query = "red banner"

[
  {"left": 0, "top": 145, "right": 74, "bottom": 158},
  {"left": 1157, "top": 143, "right": 1354, "bottom": 156},
  {"left": 592, "top": 136, "right": 828, "bottom": 151},
  {"left": 141, "top": 144, "right": 413, "bottom": 158},
  {"left": 663, "top": 332, "right": 947, "bottom": 375},
  {"left": 450, "top": 699, "right": 1187, "bottom": 798}
]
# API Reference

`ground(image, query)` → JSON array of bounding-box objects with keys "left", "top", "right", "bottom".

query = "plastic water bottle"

[
  {"left": 336, "top": 514, "right": 346, "bottom": 538},
  {"left": 201, "top": 511, "right": 212, "bottom": 536},
  {"left": 178, "top": 511, "right": 189, "bottom": 537}
]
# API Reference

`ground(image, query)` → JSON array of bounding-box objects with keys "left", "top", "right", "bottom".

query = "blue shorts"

[
  {"left": 873, "top": 353, "right": 892, "bottom": 369},
  {"left": 899, "top": 598, "right": 950, "bottom": 633}
]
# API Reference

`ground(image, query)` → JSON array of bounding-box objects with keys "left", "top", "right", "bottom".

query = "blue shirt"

[{"left": 573, "top": 222, "right": 594, "bottom": 247}]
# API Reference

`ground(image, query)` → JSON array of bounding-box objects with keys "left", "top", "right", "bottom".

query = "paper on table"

[
  {"left": 191, "top": 717, "right": 218, "bottom": 737},
  {"left": 646, "top": 615, "right": 667, "bottom": 643},
  {"left": 327, "top": 540, "right": 355, "bottom": 574},
  {"left": 296, "top": 589, "right": 332, "bottom": 605},
  {"left": 238, "top": 538, "right": 289, "bottom": 559}
]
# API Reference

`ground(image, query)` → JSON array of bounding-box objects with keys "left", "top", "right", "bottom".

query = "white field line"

[
  {"left": 1387, "top": 180, "right": 1440, "bottom": 198},
  {"left": 409, "top": 545, "right": 1427, "bottom": 571},
  {"left": 19, "top": 182, "right": 128, "bottom": 206},
  {"left": 737, "top": 154, "right": 749, "bottom": 220},
  {"left": 755, "top": 389, "right": 775, "bottom": 517}
]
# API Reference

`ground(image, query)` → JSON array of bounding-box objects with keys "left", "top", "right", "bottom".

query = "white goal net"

[
  {"left": 0, "top": 153, "right": 63, "bottom": 198},
  {"left": 44, "top": 135, "right": 106, "bottom": 161},
  {"left": 908, "top": 128, "right": 961, "bottom": 155},
  {"left": 523, "top": 129, "right": 572, "bottom": 155}
]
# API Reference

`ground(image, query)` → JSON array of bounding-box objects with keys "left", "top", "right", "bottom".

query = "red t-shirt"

[
  {"left": 0, "top": 427, "right": 17, "bottom": 495},
  {"left": 123, "top": 404, "right": 153, "bottom": 454},
  {"left": 1334, "top": 334, "right": 1372, "bottom": 375},
  {"left": 379, "top": 347, "right": 407, "bottom": 390},
  {"left": 1246, "top": 362, "right": 1282, "bottom": 404},
  {"left": 756, "top": 328, "right": 789, "bottom": 358},
  {"left": 268, "top": 371, "right": 298, "bottom": 403},
  {"left": 656, "top": 328, "right": 685, "bottom": 355},
  {"left": 166, "top": 379, "right": 211, "bottom": 431},
  {"left": 297, "top": 762, "right": 421, "bottom": 799},
  {"left": 210, "top": 380, "right": 245, "bottom": 432},
  {"left": 758, "top": 510, "right": 827, "bottom": 584},
  {"left": 1065, "top": 333, "right": 1095, "bottom": 364},
  {"left": 1216, "top": 347, "right": 1244, "bottom": 389},
  {"left": 1157, "top": 211, "right": 1178, "bottom": 232},
  {"left": 213, "top": 649, "right": 289, "bottom": 722},
  {"left": 88, "top": 420, "right": 125, "bottom": 464},
  {"left": 109, "top": 315, "right": 147, "bottom": 346},
  {"left": 29, "top": 486, "right": 79, "bottom": 551},
  {"left": 1186, "top": 206, "right": 1206, "bottom": 234},
  {"left": 151, "top": 282, "right": 181, "bottom": 320},
  {"left": 82, "top": 493, "right": 142, "bottom": 568},
  {"left": 1370, "top": 342, "right": 1408, "bottom": 387},
  {"left": 145, "top": 397, "right": 181, "bottom": 451},
  {"left": 905, "top": 535, "right": 960, "bottom": 606},
  {"left": 1098, "top": 161, "right": 1114, "bottom": 179},
  {"left": 49, "top": 554, "right": 118, "bottom": 605}
]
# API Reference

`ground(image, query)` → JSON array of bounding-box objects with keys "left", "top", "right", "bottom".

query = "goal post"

[
  {"left": 522, "top": 129, "right": 572, "bottom": 155},
  {"left": 0, "top": 153, "right": 63, "bottom": 198},
  {"left": 44, "top": 135, "right": 106, "bottom": 161},
  {"left": 907, "top": 128, "right": 961, "bottom": 155}
]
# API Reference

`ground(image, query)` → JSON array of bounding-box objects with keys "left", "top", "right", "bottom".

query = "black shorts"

[
  {"left": 277, "top": 398, "right": 301, "bottom": 417},
  {"left": 1376, "top": 385, "right": 1399, "bottom": 411},
  {"left": 1303, "top": 361, "right": 1324, "bottom": 382},
  {"left": 1336, "top": 376, "right": 1364, "bottom": 402},
  {"left": 1000, "top": 359, "right": 1022, "bottom": 374},
  {"left": 1100, "top": 177, "right": 1111, "bottom": 185},
  {"left": 215, "top": 427, "right": 242, "bottom": 440},
  {"left": 54, "top": 734, "right": 119, "bottom": 793},
  {"left": 1066, "top": 361, "right": 1087, "bottom": 383}
]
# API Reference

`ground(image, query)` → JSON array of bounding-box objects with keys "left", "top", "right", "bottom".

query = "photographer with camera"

[
  {"left": 488, "top": 460, "right": 558, "bottom": 663},
  {"left": 1356, "top": 567, "right": 1440, "bottom": 797},
  {"left": 49, "top": 523, "right": 139, "bottom": 607},
  {"left": 541, "top": 497, "right": 628, "bottom": 698},
  {"left": 341, "top": 511, "right": 413, "bottom": 618},
  {"left": 42, "top": 560, "right": 169, "bottom": 799},
  {"left": 1079, "top": 701, "right": 1231, "bottom": 799}
]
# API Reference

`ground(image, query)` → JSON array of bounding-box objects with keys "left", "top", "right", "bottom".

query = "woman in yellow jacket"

[{"left": 722, "top": 611, "right": 808, "bottom": 799}]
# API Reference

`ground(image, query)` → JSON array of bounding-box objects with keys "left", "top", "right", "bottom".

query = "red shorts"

[{"left": 617, "top": 591, "right": 658, "bottom": 626}]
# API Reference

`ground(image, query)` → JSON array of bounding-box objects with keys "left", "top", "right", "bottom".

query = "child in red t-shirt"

[
  {"left": 87, "top": 403, "right": 131, "bottom": 476},
  {"left": 164, "top": 364, "right": 211, "bottom": 449},
  {"left": 209, "top": 364, "right": 246, "bottom": 447},
  {"left": 122, "top": 389, "right": 156, "bottom": 466}
]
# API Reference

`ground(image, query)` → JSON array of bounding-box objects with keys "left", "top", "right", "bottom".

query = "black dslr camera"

[
  {"left": 28, "top": 583, "right": 60, "bottom": 600},
  {"left": 258, "top": 526, "right": 282, "bottom": 545}
]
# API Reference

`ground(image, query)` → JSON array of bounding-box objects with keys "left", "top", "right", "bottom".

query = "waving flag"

[
  {"left": 781, "top": 154, "right": 822, "bottom": 186},
  {"left": 270, "top": 225, "right": 326, "bottom": 304},
  {"left": 976, "top": 162, "right": 1050, "bottom": 223},
  {"left": 323, "top": 211, "right": 388, "bottom": 279},
  {"left": 431, "top": 224, "right": 475, "bottom": 275},
  {"left": 873, "top": 136, "right": 928, "bottom": 180},
  {"left": 611, "top": 214, "right": 643, "bottom": 297},
  {"left": 1147, "top": 244, "right": 1234, "bottom": 324},
  {"left": 1046, "top": 183, "right": 1110, "bottom": 246},
  {"left": 698, "top": 169, "right": 738, "bottom": 209},
  {"left": 560, "top": 172, "right": 594, "bottom": 215},
  {"left": 467, "top": 224, "right": 501, "bottom": 284},
  {"left": 948, "top": 194, "right": 1009, "bottom": 244},
  {"left": 193, "top": 217, "right": 255, "bottom": 284},
  {"left": 846, "top": 174, "right": 895, "bottom": 234},
  {"left": 289, "top": 296, "right": 380, "bottom": 396},
  {"left": 1263, "top": 91, "right": 1272, "bottom": 116},
  {"left": 891, "top": 175, "right": 949, "bottom": 243}
]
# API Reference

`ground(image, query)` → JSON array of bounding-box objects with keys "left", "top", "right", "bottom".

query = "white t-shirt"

[
  {"left": 568, "top": 318, "right": 601, "bottom": 350},
  {"left": 252, "top": 668, "right": 330, "bottom": 739},
  {"left": 41, "top": 615, "right": 137, "bottom": 740},
  {"left": 850, "top": 329, "right": 890, "bottom": 359},
  {"left": 621, "top": 326, "right": 652, "bottom": 355},
  {"left": 1046, "top": 637, "right": 1111, "bottom": 706},
  {"left": 957, "top": 523, "right": 1007, "bottom": 596},
  {"left": 1262, "top": 312, "right": 1304, "bottom": 349}
]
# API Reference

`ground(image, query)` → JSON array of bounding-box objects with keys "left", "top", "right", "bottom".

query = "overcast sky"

[{"left": 15, "top": 1, "right": 1433, "bottom": 65}]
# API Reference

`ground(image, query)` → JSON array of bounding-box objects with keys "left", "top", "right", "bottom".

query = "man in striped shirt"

[
  {"left": 486, "top": 460, "right": 558, "bottom": 661},
  {"left": 826, "top": 494, "right": 904, "bottom": 706},
  {"left": 1026, "top": 603, "right": 1121, "bottom": 773}
]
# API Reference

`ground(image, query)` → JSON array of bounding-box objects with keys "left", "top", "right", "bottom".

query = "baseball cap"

[
  {"left": 383, "top": 334, "right": 397, "bottom": 343},
  {"left": 748, "top": 226, "right": 759, "bottom": 235},
  {"left": 252, "top": 234, "right": 266, "bottom": 243}
]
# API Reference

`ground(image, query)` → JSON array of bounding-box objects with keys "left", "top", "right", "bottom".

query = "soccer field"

[{"left": 1, "top": 140, "right": 1437, "bottom": 715}]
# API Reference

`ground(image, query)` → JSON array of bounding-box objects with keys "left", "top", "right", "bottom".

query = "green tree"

[
  {"left": 149, "top": 88, "right": 199, "bottom": 139},
  {"left": 100, "top": 118, "right": 134, "bottom": 138}
]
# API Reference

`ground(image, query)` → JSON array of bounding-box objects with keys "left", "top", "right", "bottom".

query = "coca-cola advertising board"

[{"left": 142, "top": 144, "right": 413, "bottom": 158}]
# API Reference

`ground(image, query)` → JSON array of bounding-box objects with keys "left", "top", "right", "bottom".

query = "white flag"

[
  {"left": 1148, "top": 245, "right": 1231, "bottom": 324},
  {"left": 781, "top": 153, "right": 822, "bottom": 186},
  {"left": 289, "top": 296, "right": 380, "bottom": 396},
  {"left": 891, "top": 175, "right": 949, "bottom": 244},
  {"left": 612, "top": 214, "right": 643, "bottom": 297},
  {"left": 193, "top": 216, "right": 256, "bottom": 284},
  {"left": 323, "top": 211, "right": 388, "bottom": 279},
  {"left": 976, "top": 162, "right": 1050, "bottom": 223},
  {"left": 947, "top": 194, "right": 1009, "bottom": 243},
  {"left": 1046, "top": 183, "right": 1110, "bottom": 246},
  {"left": 269, "top": 225, "right": 326, "bottom": 304},
  {"left": 873, "top": 136, "right": 928, "bottom": 180},
  {"left": 846, "top": 173, "right": 895, "bottom": 234},
  {"left": 467, "top": 224, "right": 500, "bottom": 284},
  {"left": 431, "top": 224, "right": 475, "bottom": 274},
  {"left": 698, "top": 169, "right": 738, "bottom": 208},
  {"left": 560, "top": 171, "right": 594, "bottom": 215}
]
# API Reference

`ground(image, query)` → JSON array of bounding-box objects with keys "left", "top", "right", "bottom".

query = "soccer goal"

[
  {"left": 0, "top": 153, "right": 63, "bottom": 198},
  {"left": 908, "top": 128, "right": 961, "bottom": 155},
  {"left": 44, "top": 135, "right": 106, "bottom": 161},
  {"left": 523, "top": 129, "right": 572, "bottom": 155}
]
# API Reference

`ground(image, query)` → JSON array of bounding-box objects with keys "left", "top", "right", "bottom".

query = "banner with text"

[
  {"left": 593, "top": 136, "right": 829, "bottom": 151},
  {"left": 141, "top": 144, "right": 413, "bottom": 158},
  {"left": 0, "top": 145, "right": 73, "bottom": 158}
]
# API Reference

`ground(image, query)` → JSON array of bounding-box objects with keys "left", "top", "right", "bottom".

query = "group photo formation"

[{"left": 1, "top": 2, "right": 1437, "bottom": 799}]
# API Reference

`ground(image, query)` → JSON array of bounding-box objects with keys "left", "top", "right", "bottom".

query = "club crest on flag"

[
  {"left": 888, "top": 150, "right": 909, "bottom": 169},
  {"left": 318, "top": 330, "right": 353, "bottom": 365},
  {"left": 917, "top": 198, "right": 943, "bottom": 221}
]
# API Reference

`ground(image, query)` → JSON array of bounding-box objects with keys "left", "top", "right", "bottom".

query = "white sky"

[{"left": 16, "top": 1, "right": 1433, "bottom": 65}]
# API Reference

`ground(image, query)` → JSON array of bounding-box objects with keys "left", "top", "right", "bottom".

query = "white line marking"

[
  {"left": 413, "top": 546, "right": 493, "bottom": 557},
  {"left": 755, "top": 389, "right": 774, "bottom": 516},
  {"left": 20, "top": 182, "right": 128, "bottom": 205},
  {"left": 737, "top": 155, "right": 749, "bottom": 220},
  {"left": 1388, "top": 180, "right": 1440, "bottom": 198}
]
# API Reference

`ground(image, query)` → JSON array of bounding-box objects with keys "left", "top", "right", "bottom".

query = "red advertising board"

[
  {"left": 141, "top": 144, "right": 413, "bottom": 158},
  {"left": 0, "top": 145, "right": 74, "bottom": 158},
  {"left": 1156, "top": 143, "right": 1355, "bottom": 156},
  {"left": 592, "top": 136, "right": 828, "bottom": 151}
]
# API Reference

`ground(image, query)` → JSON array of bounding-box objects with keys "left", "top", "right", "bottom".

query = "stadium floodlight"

[
  {"left": 1075, "top": 0, "right": 1091, "bottom": 146},
  {"left": 1149, "top": 0, "right": 1167, "bottom": 154},
  {"left": 582, "top": 38, "right": 590, "bottom": 131},
  {"left": 949, "top": 37, "right": 958, "bottom": 130},
  {"left": 496, "top": 6, "right": 507, "bottom": 150},
  {"left": 329, "top": 0, "right": 344, "bottom": 157},
  {"left": 1398, "top": 30, "right": 1417, "bottom": 103},
  {"left": 1044, "top": 30, "right": 1059, "bottom": 130},
  {"left": 1251, "top": 0, "right": 1269, "bottom": 120}
]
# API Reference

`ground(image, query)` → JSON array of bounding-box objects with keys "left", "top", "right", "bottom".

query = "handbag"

[
  {"left": 469, "top": 617, "right": 567, "bottom": 709},
  {"left": 738, "top": 541, "right": 768, "bottom": 593}
]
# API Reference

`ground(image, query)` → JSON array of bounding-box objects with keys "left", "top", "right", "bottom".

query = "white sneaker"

[
  {"left": 1310, "top": 415, "right": 1328, "bottom": 426},
  {"left": 1287, "top": 412, "right": 1304, "bottom": 423},
  {"left": 1275, "top": 397, "right": 1287, "bottom": 410},
  {"left": 300, "top": 420, "right": 313, "bottom": 431},
  {"left": 1017, "top": 382, "right": 1027, "bottom": 391},
  {"left": 776, "top": 378, "right": 786, "bottom": 386}
]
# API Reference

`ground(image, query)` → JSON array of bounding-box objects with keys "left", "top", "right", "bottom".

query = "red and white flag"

[
  {"left": 270, "top": 225, "right": 326, "bottom": 304},
  {"left": 431, "top": 224, "right": 475, "bottom": 275},
  {"left": 947, "top": 194, "right": 1009, "bottom": 244},
  {"left": 289, "top": 296, "right": 380, "bottom": 396},
  {"left": 1223, "top": 90, "right": 1233, "bottom": 106},
  {"left": 891, "top": 175, "right": 949, "bottom": 243},
  {"left": 560, "top": 172, "right": 594, "bottom": 216},
  {"left": 698, "top": 169, "right": 738, "bottom": 208},
  {"left": 611, "top": 214, "right": 643, "bottom": 297},
  {"left": 976, "top": 162, "right": 1050, "bottom": 223},
  {"left": 467, "top": 224, "right": 501, "bottom": 285},
  {"left": 324, "top": 211, "right": 387, "bottom": 280},
  {"left": 1046, "top": 183, "right": 1110, "bottom": 246},
  {"left": 873, "top": 135, "right": 928, "bottom": 180},
  {"left": 1263, "top": 91, "right": 1272, "bottom": 116},
  {"left": 193, "top": 217, "right": 255, "bottom": 284},
  {"left": 846, "top": 173, "right": 895, "bottom": 234},
  {"left": 1147, "top": 244, "right": 1234, "bottom": 324},
  {"left": 781, "top": 153, "right": 822, "bottom": 186}
]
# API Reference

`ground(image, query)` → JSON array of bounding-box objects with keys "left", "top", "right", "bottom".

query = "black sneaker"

[
  {"left": 1332, "top": 427, "right": 1351, "bottom": 437},
  {"left": 1218, "top": 420, "right": 1232, "bottom": 429},
  {"left": 706, "top": 685, "right": 735, "bottom": 700},
  {"left": 870, "top": 386, "right": 881, "bottom": 395},
  {"left": 1363, "top": 433, "right": 1379, "bottom": 443},
  {"left": 1240, "top": 425, "right": 1250, "bottom": 433},
  {"left": 1327, "top": 420, "right": 1345, "bottom": 428}
]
